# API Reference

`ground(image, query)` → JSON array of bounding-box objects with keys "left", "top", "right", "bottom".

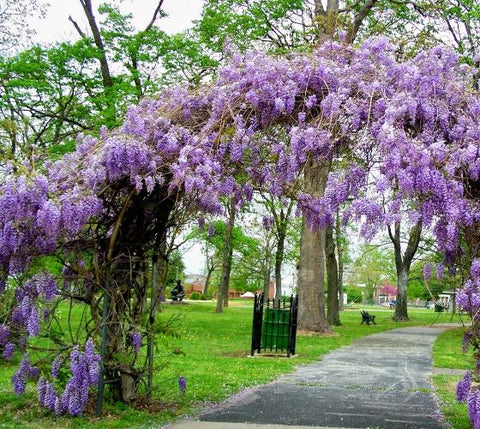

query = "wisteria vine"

[{"left": 0, "top": 37, "right": 479, "bottom": 417}]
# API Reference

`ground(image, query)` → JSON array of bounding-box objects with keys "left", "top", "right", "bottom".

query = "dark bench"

[{"left": 361, "top": 310, "right": 376, "bottom": 325}]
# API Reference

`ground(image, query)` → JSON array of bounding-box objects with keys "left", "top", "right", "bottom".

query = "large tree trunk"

[
  {"left": 216, "top": 198, "right": 235, "bottom": 312},
  {"left": 395, "top": 267, "right": 409, "bottom": 320},
  {"left": 389, "top": 221, "right": 422, "bottom": 321},
  {"left": 203, "top": 259, "right": 215, "bottom": 297},
  {"left": 297, "top": 158, "right": 331, "bottom": 333},
  {"left": 297, "top": 0, "right": 337, "bottom": 334},
  {"left": 326, "top": 225, "right": 341, "bottom": 326}
]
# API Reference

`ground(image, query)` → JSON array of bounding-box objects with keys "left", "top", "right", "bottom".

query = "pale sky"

[{"left": 32, "top": 0, "right": 203, "bottom": 45}]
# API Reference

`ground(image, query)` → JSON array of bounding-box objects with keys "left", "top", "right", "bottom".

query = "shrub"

[
  {"left": 345, "top": 286, "right": 363, "bottom": 303},
  {"left": 190, "top": 292, "right": 201, "bottom": 300}
]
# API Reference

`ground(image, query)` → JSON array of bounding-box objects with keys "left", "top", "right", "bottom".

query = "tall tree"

[
  {"left": 297, "top": 0, "right": 380, "bottom": 332},
  {"left": 216, "top": 198, "right": 235, "bottom": 312},
  {"left": 260, "top": 194, "right": 295, "bottom": 298},
  {"left": 349, "top": 244, "right": 396, "bottom": 301},
  {"left": 388, "top": 221, "right": 422, "bottom": 321}
]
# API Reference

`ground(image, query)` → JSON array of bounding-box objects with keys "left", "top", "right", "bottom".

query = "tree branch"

[
  {"left": 79, "top": 0, "right": 113, "bottom": 88},
  {"left": 68, "top": 15, "right": 86, "bottom": 38},
  {"left": 403, "top": 220, "right": 422, "bottom": 266},
  {"left": 144, "top": 0, "right": 165, "bottom": 32},
  {"left": 348, "top": 0, "right": 378, "bottom": 43}
]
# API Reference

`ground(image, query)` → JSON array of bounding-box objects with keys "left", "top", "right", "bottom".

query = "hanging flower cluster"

[
  {"left": 37, "top": 339, "right": 100, "bottom": 416},
  {"left": 456, "top": 260, "right": 480, "bottom": 428}
]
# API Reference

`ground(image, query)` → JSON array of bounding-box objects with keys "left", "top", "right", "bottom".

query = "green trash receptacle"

[
  {"left": 251, "top": 294, "right": 298, "bottom": 357},
  {"left": 434, "top": 303, "right": 445, "bottom": 312},
  {"left": 261, "top": 307, "right": 290, "bottom": 351}
]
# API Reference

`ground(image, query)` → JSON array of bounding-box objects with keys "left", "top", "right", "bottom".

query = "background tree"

[
  {"left": 166, "top": 249, "right": 185, "bottom": 287},
  {"left": 348, "top": 244, "right": 396, "bottom": 301},
  {"left": 0, "top": 0, "right": 48, "bottom": 54},
  {"left": 388, "top": 221, "right": 422, "bottom": 320},
  {"left": 344, "top": 285, "right": 363, "bottom": 303},
  {"left": 260, "top": 194, "right": 296, "bottom": 298}
]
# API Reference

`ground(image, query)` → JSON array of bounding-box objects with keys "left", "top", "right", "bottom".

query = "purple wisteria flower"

[
  {"left": 262, "top": 216, "right": 274, "bottom": 231},
  {"left": 12, "top": 355, "right": 38, "bottom": 394},
  {"left": 423, "top": 263, "right": 432, "bottom": 281},
  {"left": 0, "top": 324, "right": 9, "bottom": 345},
  {"left": 457, "top": 371, "right": 472, "bottom": 402},
  {"left": 178, "top": 376, "right": 186, "bottom": 394},
  {"left": 468, "top": 388, "right": 480, "bottom": 429},
  {"left": 436, "top": 263, "right": 444, "bottom": 280},
  {"left": 37, "top": 377, "right": 47, "bottom": 404},
  {"left": 208, "top": 223, "right": 215, "bottom": 237},
  {"left": 3, "top": 342, "right": 14, "bottom": 359},
  {"left": 12, "top": 370, "right": 26, "bottom": 395},
  {"left": 51, "top": 355, "right": 63, "bottom": 378},
  {"left": 131, "top": 331, "right": 142, "bottom": 354},
  {"left": 35, "top": 339, "right": 101, "bottom": 416}
]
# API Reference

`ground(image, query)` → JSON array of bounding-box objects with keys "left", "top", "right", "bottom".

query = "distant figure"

[{"left": 171, "top": 280, "right": 185, "bottom": 301}]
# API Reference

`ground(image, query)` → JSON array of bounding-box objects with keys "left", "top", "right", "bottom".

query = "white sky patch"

[{"left": 29, "top": 0, "right": 203, "bottom": 46}]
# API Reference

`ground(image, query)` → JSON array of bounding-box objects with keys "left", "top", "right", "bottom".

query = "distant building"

[
  {"left": 375, "top": 284, "right": 397, "bottom": 305},
  {"left": 183, "top": 274, "right": 275, "bottom": 299},
  {"left": 184, "top": 274, "right": 206, "bottom": 295}
]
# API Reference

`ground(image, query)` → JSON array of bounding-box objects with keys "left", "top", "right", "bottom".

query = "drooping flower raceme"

[
  {"left": 36, "top": 339, "right": 100, "bottom": 416},
  {"left": 456, "top": 260, "right": 480, "bottom": 428},
  {"left": 131, "top": 331, "right": 142, "bottom": 354}
]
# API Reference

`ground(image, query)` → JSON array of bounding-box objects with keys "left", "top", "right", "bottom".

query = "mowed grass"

[
  {"left": 433, "top": 374, "right": 471, "bottom": 429},
  {"left": 0, "top": 301, "right": 472, "bottom": 428}
]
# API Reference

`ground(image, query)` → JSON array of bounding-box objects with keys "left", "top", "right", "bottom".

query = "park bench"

[{"left": 360, "top": 310, "right": 376, "bottom": 325}]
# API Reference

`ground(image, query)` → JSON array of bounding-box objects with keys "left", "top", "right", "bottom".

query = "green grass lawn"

[{"left": 0, "top": 301, "right": 473, "bottom": 428}]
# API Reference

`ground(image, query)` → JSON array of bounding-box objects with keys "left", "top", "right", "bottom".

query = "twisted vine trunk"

[{"left": 96, "top": 184, "right": 176, "bottom": 406}]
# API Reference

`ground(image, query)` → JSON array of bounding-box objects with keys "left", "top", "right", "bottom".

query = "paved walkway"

[{"left": 165, "top": 326, "right": 452, "bottom": 429}]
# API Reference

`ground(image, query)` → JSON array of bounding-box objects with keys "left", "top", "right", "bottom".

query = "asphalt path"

[{"left": 166, "top": 326, "right": 451, "bottom": 429}]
